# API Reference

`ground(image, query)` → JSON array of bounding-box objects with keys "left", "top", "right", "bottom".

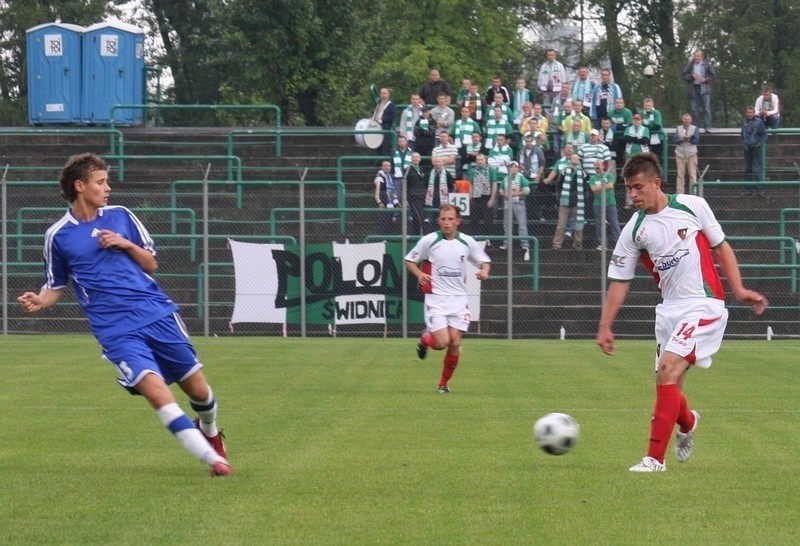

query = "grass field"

[{"left": 2, "top": 335, "right": 799, "bottom": 544}]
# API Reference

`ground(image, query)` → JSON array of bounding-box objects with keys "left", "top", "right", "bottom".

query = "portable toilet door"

[
  {"left": 82, "top": 21, "right": 144, "bottom": 125},
  {"left": 26, "top": 22, "right": 84, "bottom": 124}
]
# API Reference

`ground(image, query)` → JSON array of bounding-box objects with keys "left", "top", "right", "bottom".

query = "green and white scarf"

[
  {"left": 425, "top": 168, "right": 450, "bottom": 206},
  {"left": 560, "top": 166, "right": 586, "bottom": 228}
]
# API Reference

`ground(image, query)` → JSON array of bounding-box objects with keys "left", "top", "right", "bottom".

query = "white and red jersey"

[
  {"left": 608, "top": 194, "right": 726, "bottom": 303},
  {"left": 405, "top": 231, "right": 490, "bottom": 296}
]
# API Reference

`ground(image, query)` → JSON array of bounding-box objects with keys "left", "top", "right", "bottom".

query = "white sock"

[
  {"left": 157, "top": 402, "right": 223, "bottom": 465},
  {"left": 190, "top": 388, "right": 219, "bottom": 437}
]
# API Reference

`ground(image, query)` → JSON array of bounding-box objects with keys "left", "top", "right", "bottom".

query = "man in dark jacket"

[
  {"left": 741, "top": 105, "right": 767, "bottom": 196},
  {"left": 682, "top": 50, "right": 716, "bottom": 129}
]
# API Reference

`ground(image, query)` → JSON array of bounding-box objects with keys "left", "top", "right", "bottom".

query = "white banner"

[
  {"left": 229, "top": 240, "right": 482, "bottom": 325},
  {"left": 332, "top": 241, "right": 387, "bottom": 325},
  {"left": 229, "top": 240, "right": 286, "bottom": 324}
]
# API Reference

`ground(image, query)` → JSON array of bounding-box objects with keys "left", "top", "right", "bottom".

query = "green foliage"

[
  {"left": 677, "top": 0, "right": 800, "bottom": 126},
  {"left": 369, "top": 0, "right": 527, "bottom": 108},
  {"left": 2, "top": 336, "right": 800, "bottom": 543},
  {"left": 5, "top": 0, "right": 800, "bottom": 128}
]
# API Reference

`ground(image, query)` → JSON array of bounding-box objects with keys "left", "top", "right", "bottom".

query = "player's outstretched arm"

[
  {"left": 17, "top": 288, "right": 63, "bottom": 313},
  {"left": 596, "top": 280, "right": 630, "bottom": 355},
  {"left": 713, "top": 241, "right": 768, "bottom": 315}
]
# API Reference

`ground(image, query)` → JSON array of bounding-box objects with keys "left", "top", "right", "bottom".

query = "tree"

[
  {"left": 368, "top": 0, "right": 529, "bottom": 111},
  {"left": 678, "top": 0, "right": 800, "bottom": 126}
]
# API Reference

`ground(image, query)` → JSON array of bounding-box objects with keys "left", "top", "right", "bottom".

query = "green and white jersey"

[
  {"left": 392, "top": 147, "right": 413, "bottom": 178},
  {"left": 451, "top": 118, "right": 482, "bottom": 148},
  {"left": 578, "top": 142, "right": 612, "bottom": 174},
  {"left": 589, "top": 172, "right": 616, "bottom": 206},
  {"left": 484, "top": 119, "right": 513, "bottom": 150},
  {"left": 642, "top": 108, "right": 663, "bottom": 144},
  {"left": 498, "top": 173, "right": 531, "bottom": 203},
  {"left": 625, "top": 125, "right": 651, "bottom": 156},
  {"left": 487, "top": 144, "right": 514, "bottom": 175},
  {"left": 609, "top": 108, "right": 633, "bottom": 134},
  {"left": 564, "top": 131, "right": 588, "bottom": 149},
  {"left": 400, "top": 105, "right": 420, "bottom": 141},
  {"left": 485, "top": 103, "right": 512, "bottom": 124},
  {"left": 609, "top": 194, "right": 726, "bottom": 303}
]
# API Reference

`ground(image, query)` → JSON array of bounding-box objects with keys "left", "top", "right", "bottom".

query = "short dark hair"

[
  {"left": 439, "top": 203, "right": 461, "bottom": 218},
  {"left": 621, "top": 152, "right": 662, "bottom": 182},
  {"left": 59, "top": 153, "right": 108, "bottom": 202}
]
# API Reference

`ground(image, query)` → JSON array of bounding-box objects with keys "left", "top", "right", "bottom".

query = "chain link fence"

[{"left": 2, "top": 135, "right": 799, "bottom": 340}]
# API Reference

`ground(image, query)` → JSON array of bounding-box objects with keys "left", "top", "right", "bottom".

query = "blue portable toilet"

[
  {"left": 82, "top": 21, "right": 144, "bottom": 125},
  {"left": 26, "top": 22, "right": 84, "bottom": 125}
]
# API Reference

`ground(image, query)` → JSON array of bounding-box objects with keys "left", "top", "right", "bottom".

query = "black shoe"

[
  {"left": 437, "top": 385, "right": 451, "bottom": 394},
  {"left": 416, "top": 341, "right": 428, "bottom": 360}
]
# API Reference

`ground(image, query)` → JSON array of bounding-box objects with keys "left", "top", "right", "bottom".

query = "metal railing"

[
  {"left": 14, "top": 206, "right": 197, "bottom": 261},
  {"left": 0, "top": 127, "right": 124, "bottom": 164},
  {"left": 228, "top": 127, "right": 394, "bottom": 159},
  {"left": 364, "top": 234, "right": 540, "bottom": 290},
  {"left": 726, "top": 235, "right": 799, "bottom": 292},
  {"left": 101, "top": 154, "right": 243, "bottom": 185},
  {"left": 690, "top": 178, "right": 800, "bottom": 197},
  {"left": 170, "top": 180, "right": 346, "bottom": 224},
  {"left": 109, "top": 103, "right": 281, "bottom": 129}
]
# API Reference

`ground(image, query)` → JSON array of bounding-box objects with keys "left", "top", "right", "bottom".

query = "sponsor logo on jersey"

[
  {"left": 677, "top": 228, "right": 688, "bottom": 240},
  {"left": 636, "top": 226, "right": 646, "bottom": 244},
  {"left": 437, "top": 266, "right": 463, "bottom": 278},
  {"left": 610, "top": 254, "right": 627, "bottom": 267},
  {"left": 654, "top": 248, "right": 690, "bottom": 271}
]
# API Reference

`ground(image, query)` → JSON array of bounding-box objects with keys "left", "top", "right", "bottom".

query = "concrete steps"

[{"left": 3, "top": 125, "right": 798, "bottom": 338}]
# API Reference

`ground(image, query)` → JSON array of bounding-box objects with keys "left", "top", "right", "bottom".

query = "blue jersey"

[{"left": 43, "top": 205, "right": 178, "bottom": 339}]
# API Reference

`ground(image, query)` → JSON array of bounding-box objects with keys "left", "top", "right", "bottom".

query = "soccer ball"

[{"left": 533, "top": 412, "right": 580, "bottom": 455}]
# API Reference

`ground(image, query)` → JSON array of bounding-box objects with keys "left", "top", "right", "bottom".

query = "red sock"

[
  {"left": 647, "top": 384, "right": 681, "bottom": 463},
  {"left": 421, "top": 332, "right": 437, "bottom": 349},
  {"left": 676, "top": 393, "right": 696, "bottom": 433},
  {"left": 439, "top": 352, "right": 459, "bottom": 387}
]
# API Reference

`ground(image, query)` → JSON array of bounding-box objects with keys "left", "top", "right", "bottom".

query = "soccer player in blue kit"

[{"left": 18, "top": 153, "right": 232, "bottom": 477}]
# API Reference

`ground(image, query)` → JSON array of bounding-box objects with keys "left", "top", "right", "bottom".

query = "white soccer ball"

[{"left": 533, "top": 412, "right": 580, "bottom": 455}]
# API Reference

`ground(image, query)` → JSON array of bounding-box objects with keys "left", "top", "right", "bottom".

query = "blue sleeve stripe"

[
  {"left": 127, "top": 207, "right": 156, "bottom": 253},
  {"left": 167, "top": 414, "right": 195, "bottom": 435}
]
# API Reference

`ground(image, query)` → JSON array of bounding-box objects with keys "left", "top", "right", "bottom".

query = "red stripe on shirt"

[{"left": 695, "top": 231, "right": 725, "bottom": 300}]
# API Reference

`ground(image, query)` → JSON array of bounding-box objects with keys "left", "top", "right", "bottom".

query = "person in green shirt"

[
  {"left": 589, "top": 159, "right": 621, "bottom": 250},
  {"left": 624, "top": 113, "right": 651, "bottom": 158},
  {"left": 641, "top": 98, "right": 663, "bottom": 160},
  {"left": 497, "top": 161, "right": 532, "bottom": 260},
  {"left": 609, "top": 97, "right": 632, "bottom": 174}
]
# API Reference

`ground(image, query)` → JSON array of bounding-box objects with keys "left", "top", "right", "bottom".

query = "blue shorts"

[{"left": 99, "top": 312, "right": 203, "bottom": 391}]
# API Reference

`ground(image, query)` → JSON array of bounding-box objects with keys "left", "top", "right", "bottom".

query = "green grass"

[{"left": 1, "top": 335, "right": 799, "bottom": 544}]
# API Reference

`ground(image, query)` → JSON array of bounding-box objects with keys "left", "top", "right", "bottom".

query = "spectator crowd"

[{"left": 369, "top": 49, "right": 779, "bottom": 252}]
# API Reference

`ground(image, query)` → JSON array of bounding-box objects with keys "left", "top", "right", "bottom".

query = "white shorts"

[
  {"left": 424, "top": 294, "right": 471, "bottom": 333},
  {"left": 654, "top": 298, "right": 728, "bottom": 369}
]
